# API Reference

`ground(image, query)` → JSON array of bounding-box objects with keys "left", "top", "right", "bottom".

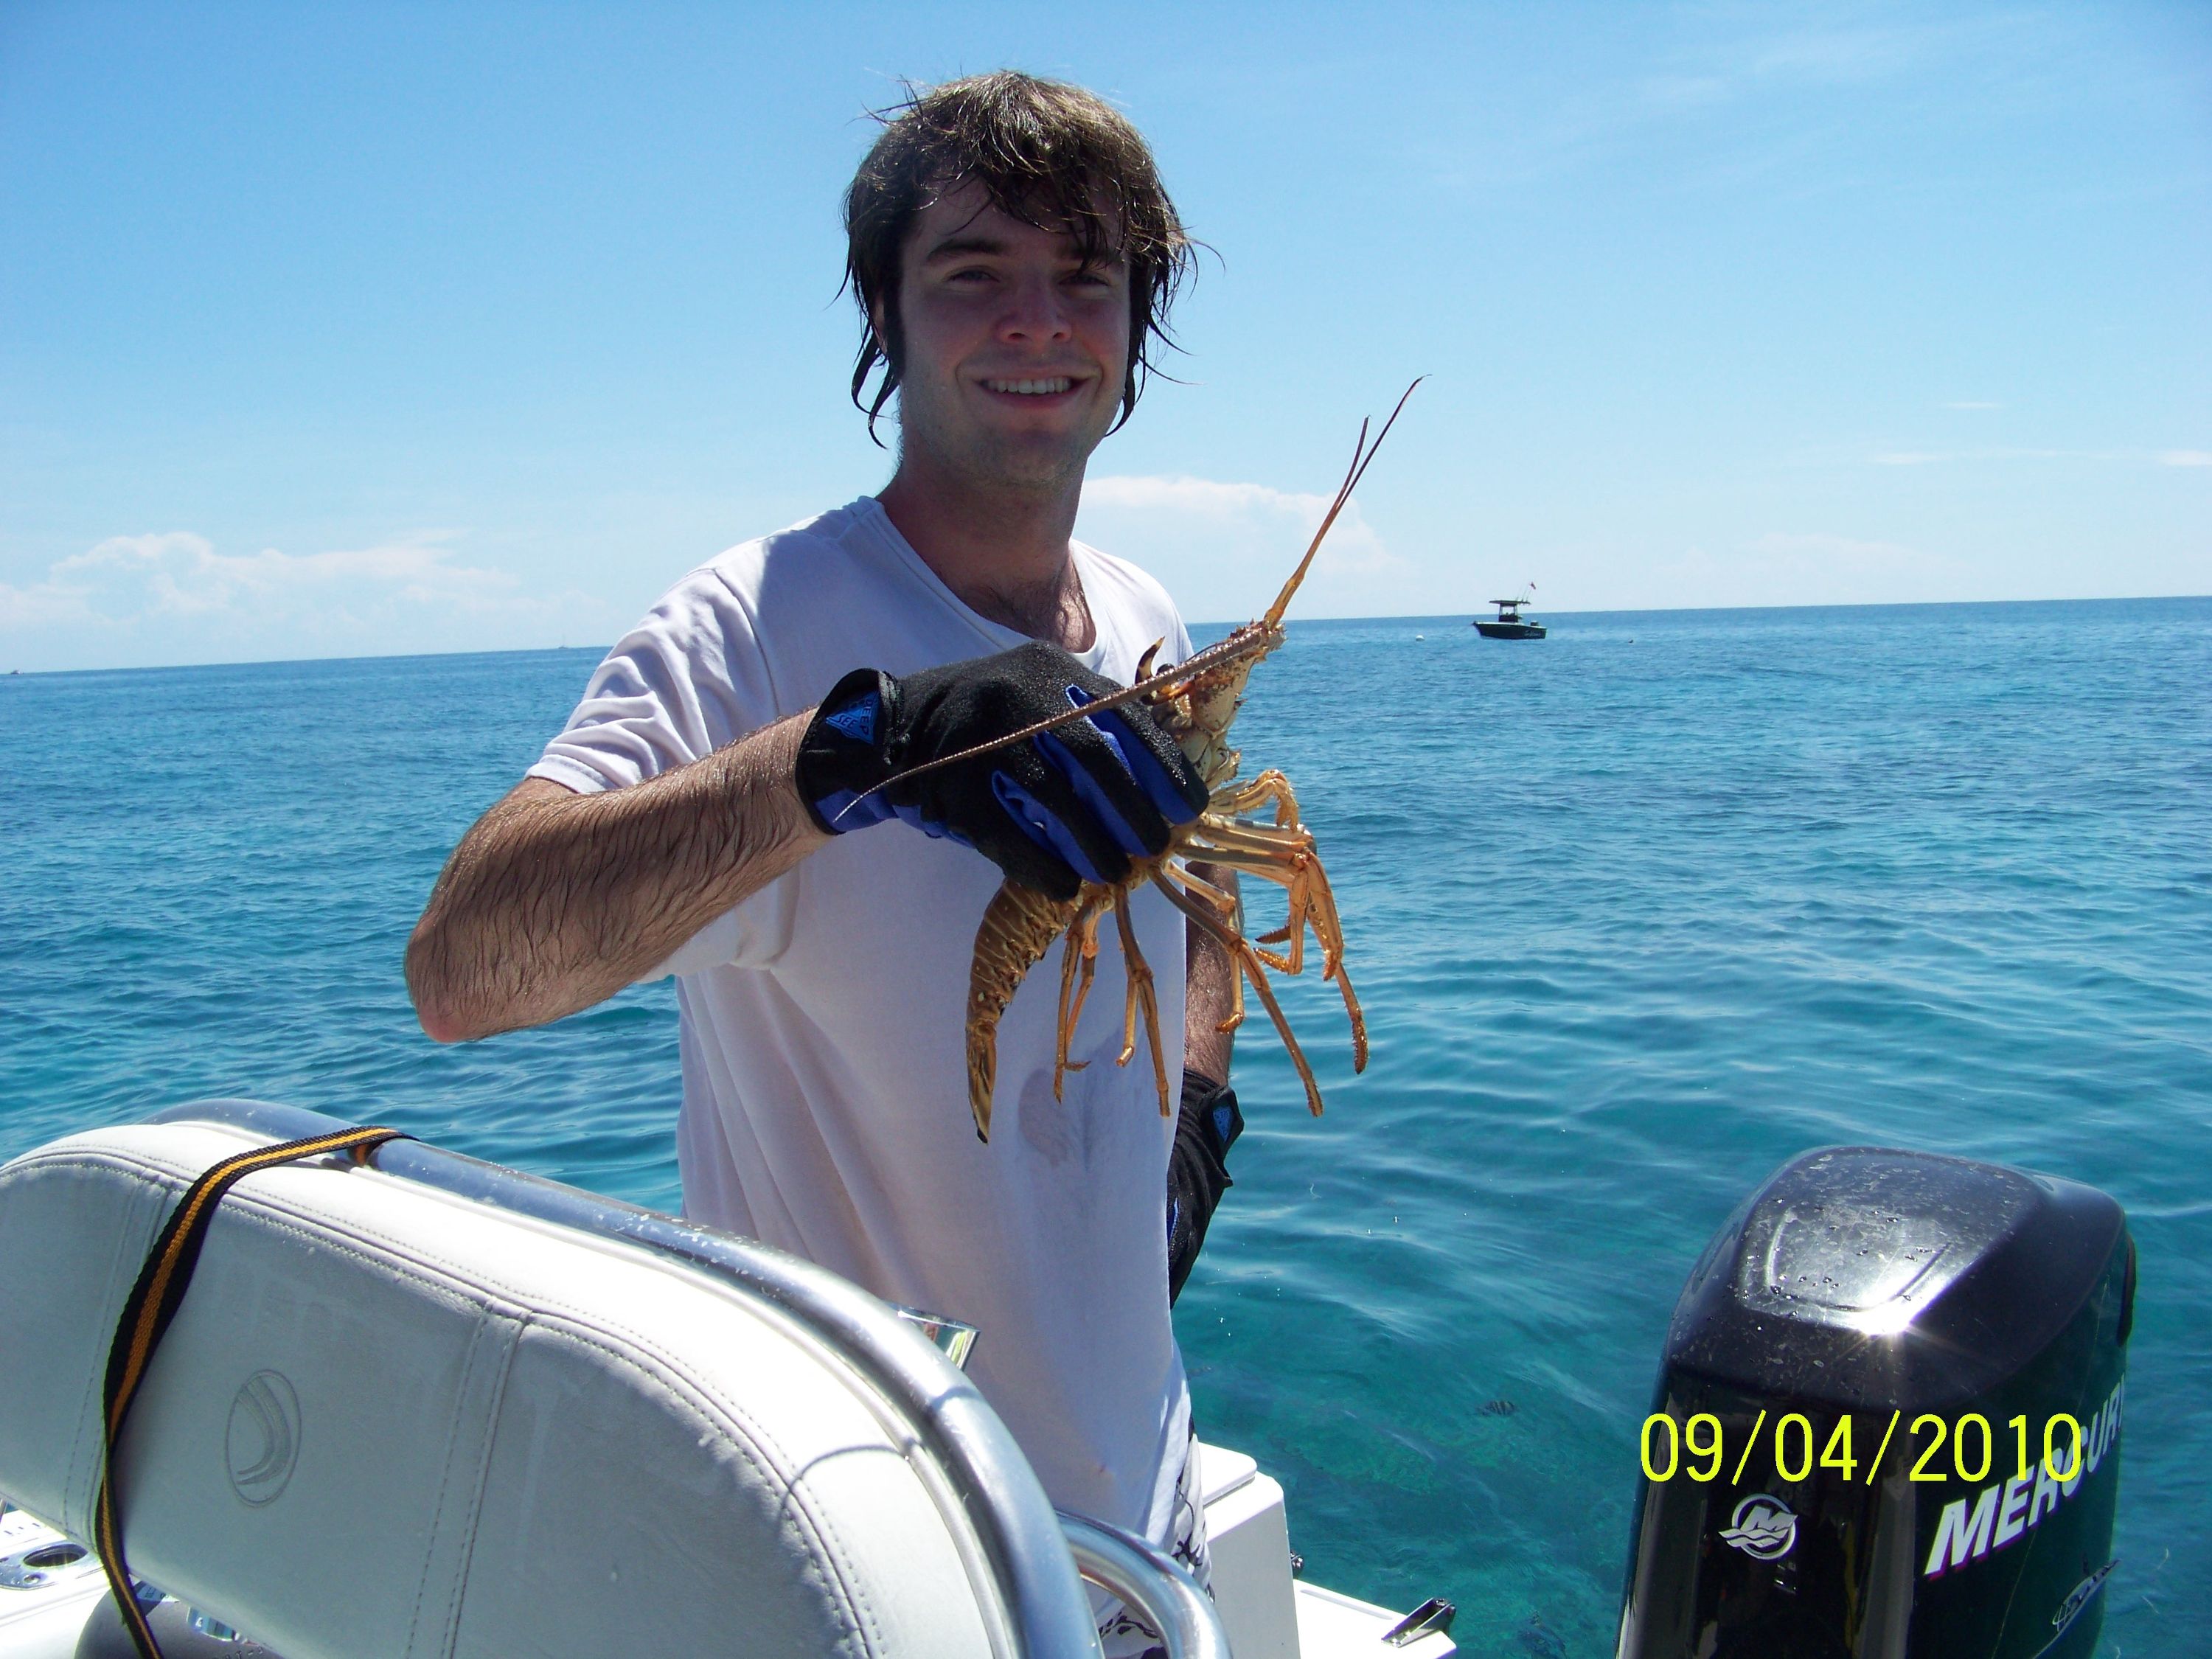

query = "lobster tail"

[{"left": 965, "top": 878, "right": 1083, "bottom": 1138}]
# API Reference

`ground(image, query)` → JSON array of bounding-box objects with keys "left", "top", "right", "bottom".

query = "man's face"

[{"left": 886, "top": 181, "right": 1133, "bottom": 491}]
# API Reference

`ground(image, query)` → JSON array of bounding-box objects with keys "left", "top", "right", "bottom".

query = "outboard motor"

[{"left": 1616, "top": 1146, "right": 2132, "bottom": 1659}]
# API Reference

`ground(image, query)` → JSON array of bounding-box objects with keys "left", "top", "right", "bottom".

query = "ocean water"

[{"left": 4, "top": 597, "right": 2208, "bottom": 1657}]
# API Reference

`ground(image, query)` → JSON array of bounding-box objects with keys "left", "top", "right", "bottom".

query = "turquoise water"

[{"left": 4, "top": 597, "right": 2207, "bottom": 1657}]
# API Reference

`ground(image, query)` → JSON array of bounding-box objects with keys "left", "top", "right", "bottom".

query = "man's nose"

[{"left": 996, "top": 271, "right": 1073, "bottom": 344}]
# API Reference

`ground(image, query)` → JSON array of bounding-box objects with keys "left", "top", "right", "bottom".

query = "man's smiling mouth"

[{"left": 982, "top": 377, "right": 1076, "bottom": 395}]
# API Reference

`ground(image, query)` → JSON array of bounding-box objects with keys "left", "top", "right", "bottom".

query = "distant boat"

[{"left": 1474, "top": 597, "right": 1546, "bottom": 639}]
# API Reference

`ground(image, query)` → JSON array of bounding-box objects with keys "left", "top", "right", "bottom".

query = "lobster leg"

[
  {"left": 1111, "top": 886, "right": 1171, "bottom": 1116},
  {"left": 1159, "top": 860, "right": 1248, "bottom": 1035},
  {"left": 1153, "top": 870, "right": 1328, "bottom": 1116},
  {"left": 1165, "top": 859, "right": 1239, "bottom": 917},
  {"left": 1212, "top": 768, "right": 1304, "bottom": 828},
  {"left": 1189, "top": 824, "right": 1321, "bottom": 972},
  {"left": 1217, "top": 771, "right": 1318, "bottom": 967},
  {"left": 1054, "top": 894, "right": 1107, "bottom": 1099},
  {"left": 1181, "top": 841, "right": 1301, "bottom": 888},
  {"left": 1189, "top": 817, "right": 1313, "bottom": 859},
  {"left": 1181, "top": 835, "right": 1315, "bottom": 975},
  {"left": 1254, "top": 859, "right": 1316, "bottom": 976},
  {"left": 1173, "top": 835, "right": 1363, "bottom": 1071},
  {"left": 1290, "top": 857, "right": 1367, "bottom": 1069}
]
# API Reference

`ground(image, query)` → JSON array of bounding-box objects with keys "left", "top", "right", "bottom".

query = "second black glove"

[{"left": 1168, "top": 1071, "right": 1243, "bottom": 1304}]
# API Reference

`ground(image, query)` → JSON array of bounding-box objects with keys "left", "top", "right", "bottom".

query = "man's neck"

[{"left": 877, "top": 450, "right": 1094, "bottom": 650}]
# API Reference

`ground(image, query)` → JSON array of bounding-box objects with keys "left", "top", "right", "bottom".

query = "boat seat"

[{"left": 0, "top": 1103, "right": 1197, "bottom": 1658}]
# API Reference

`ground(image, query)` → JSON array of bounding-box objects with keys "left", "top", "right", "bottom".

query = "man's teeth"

[{"left": 986, "top": 378, "right": 1073, "bottom": 395}]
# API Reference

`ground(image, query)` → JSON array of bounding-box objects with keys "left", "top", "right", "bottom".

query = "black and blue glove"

[{"left": 796, "top": 641, "right": 1208, "bottom": 902}]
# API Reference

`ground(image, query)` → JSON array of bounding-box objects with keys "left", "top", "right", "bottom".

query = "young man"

[{"left": 406, "top": 72, "right": 1242, "bottom": 1647}]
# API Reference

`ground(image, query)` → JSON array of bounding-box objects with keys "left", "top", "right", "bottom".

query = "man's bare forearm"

[
  {"left": 1183, "top": 862, "right": 1237, "bottom": 1085},
  {"left": 406, "top": 713, "right": 827, "bottom": 1043}
]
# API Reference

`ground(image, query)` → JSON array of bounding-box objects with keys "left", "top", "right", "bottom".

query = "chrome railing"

[{"left": 1060, "top": 1512, "right": 1229, "bottom": 1659}]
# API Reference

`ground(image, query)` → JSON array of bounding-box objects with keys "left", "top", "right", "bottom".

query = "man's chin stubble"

[{"left": 903, "top": 423, "right": 1101, "bottom": 498}]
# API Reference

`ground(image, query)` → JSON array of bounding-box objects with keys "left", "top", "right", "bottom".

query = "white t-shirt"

[{"left": 528, "top": 496, "right": 1198, "bottom": 1542}]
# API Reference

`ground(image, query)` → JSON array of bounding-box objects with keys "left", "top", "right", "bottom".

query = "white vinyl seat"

[{"left": 0, "top": 1103, "right": 1219, "bottom": 1659}]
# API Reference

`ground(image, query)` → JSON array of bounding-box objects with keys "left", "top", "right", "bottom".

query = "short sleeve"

[
  {"left": 529, "top": 568, "right": 773, "bottom": 796},
  {"left": 527, "top": 564, "right": 795, "bottom": 975}
]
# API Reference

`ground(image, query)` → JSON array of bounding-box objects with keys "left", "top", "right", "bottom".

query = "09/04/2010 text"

[{"left": 1639, "top": 1407, "right": 2101, "bottom": 1489}]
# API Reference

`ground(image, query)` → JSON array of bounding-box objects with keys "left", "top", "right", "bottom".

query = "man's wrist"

[{"left": 765, "top": 714, "right": 835, "bottom": 849}]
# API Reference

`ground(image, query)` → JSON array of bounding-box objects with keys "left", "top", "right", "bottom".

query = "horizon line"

[{"left": 8, "top": 591, "right": 2207, "bottom": 678}]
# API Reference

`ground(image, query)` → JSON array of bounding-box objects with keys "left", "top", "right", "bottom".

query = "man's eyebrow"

[
  {"left": 919, "top": 232, "right": 1128, "bottom": 268},
  {"left": 920, "top": 234, "right": 1011, "bottom": 264}
]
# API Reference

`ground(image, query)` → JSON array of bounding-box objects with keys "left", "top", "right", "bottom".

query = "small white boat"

[{"left": 0, "top": 1102, "right": 1456, "bottom": 1659}]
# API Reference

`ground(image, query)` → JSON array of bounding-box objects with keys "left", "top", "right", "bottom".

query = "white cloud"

[
  {"left": 1081, "top": 475, "right": 1397, "bottom": 572},
  {"left": 0, "top": 531, "right": 613, "bottom": 671},
  {"left": 1743, "top": 22, "right": 1935, "bottom": 84},
  {"left": 1078, "top": 473, "right": 1411, "bottom": 624},
  {"left": 2157, "top": 450, "right": 2212, "bottom": 467},
  {"left": 1870, "top": 446, "right": 2122, "bottom": 466}
]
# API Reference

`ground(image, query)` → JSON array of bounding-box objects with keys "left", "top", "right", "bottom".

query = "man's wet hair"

[{"left": 844, "top": 71, "right": 1195, "bottom": 443}]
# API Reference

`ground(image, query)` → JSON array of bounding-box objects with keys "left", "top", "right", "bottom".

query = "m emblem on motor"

[
  {"left": 226, "top": 1371, "right": 301, "bottom": 1506},
  {"left": 1719, "top": 1493, "right": 1798, "bottom": 1560}
]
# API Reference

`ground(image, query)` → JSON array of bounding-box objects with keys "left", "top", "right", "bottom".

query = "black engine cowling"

[{"left": 1615, "top": 1146, "right": 2132, "bottom": 1659}]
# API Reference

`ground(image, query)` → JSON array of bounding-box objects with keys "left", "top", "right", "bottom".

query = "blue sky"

[{"left": 3, "top": 1, "right": 2206, "bottom": 671}]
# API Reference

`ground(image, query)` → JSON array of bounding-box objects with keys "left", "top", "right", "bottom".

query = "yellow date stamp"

[{"left": 1639, "top": 1408, "right": 2092, "bottom": 1488}]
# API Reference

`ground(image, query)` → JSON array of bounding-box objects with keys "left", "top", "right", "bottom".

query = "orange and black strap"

[{"left": 94, "top": 1125, "right": 407, "bottom": 1659}]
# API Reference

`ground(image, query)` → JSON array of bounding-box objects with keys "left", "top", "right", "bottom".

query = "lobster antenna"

[{"left": 1261, "top": 377, "right": 1424, "bottom": 630}]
